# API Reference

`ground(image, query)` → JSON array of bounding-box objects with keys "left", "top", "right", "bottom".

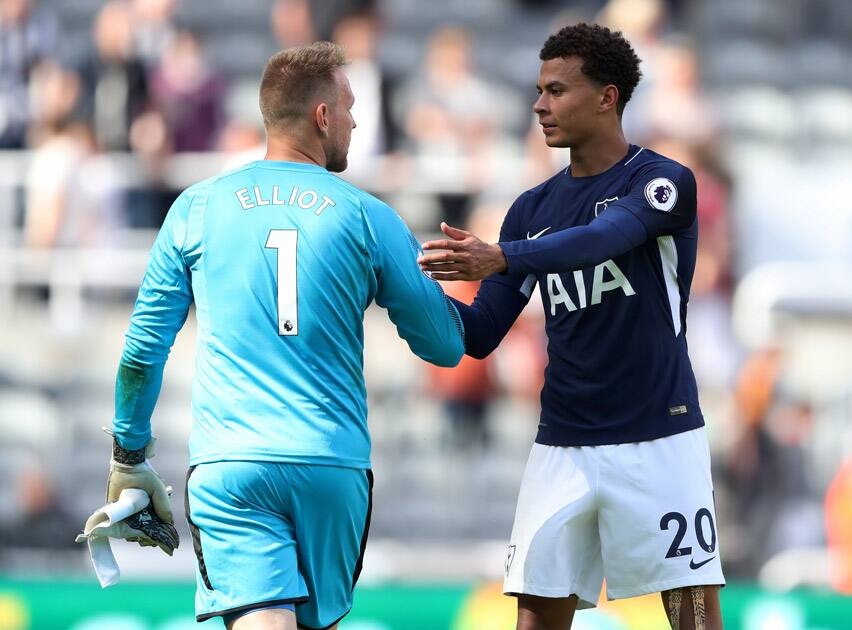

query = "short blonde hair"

[{"left": 259, "top": 42, "right": 347, "bottom": 130}]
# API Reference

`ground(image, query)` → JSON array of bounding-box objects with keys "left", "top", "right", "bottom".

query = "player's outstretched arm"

[
  {"left": 364, "top": 200, "right": 464, "bottom": 367},
  {"left": 420, "top": 164, "right": 697, "bottom": 280},
  {"left": 420, "top": 215, "right": 642, "bottom": 279}
]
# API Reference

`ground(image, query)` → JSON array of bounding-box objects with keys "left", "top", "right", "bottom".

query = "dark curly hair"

[{"left": 540, "top": 23, "right": 642, "bottom": 115}]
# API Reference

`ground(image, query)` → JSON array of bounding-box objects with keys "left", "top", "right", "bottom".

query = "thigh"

[
  {"left": 517, "top": 594, "right": 579, "bottom": 630},
  {"left": 286, "top": 464, "right": 373, "bottom": 630},
  {"left": 186, "top": 461, "right": 309, "bottom": 622},
  {"left": 504, "top": 444, "right": 603, "bottom": 610},
  {"left": 598, "top": 428, "right": 726, "bottom": 600},
  {"left": 229, "top": 606, "right": 297, "bottom": 630}
]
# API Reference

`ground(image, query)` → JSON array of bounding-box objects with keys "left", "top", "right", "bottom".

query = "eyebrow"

[{"left": 537, "top": 81, "right": 568, "bottom": 91}]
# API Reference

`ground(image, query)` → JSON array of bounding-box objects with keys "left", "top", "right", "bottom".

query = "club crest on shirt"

[
  {"left": 594, "top": 196, "right": 619, "bottom": 216},
  {"left": 644, "top": 178, "right": 678, "bottom": 212},
  {"left": 505, "top": 545, "right": 517, "bottom": 574}
]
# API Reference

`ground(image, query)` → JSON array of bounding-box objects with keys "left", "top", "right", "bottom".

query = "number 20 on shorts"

[
  {"left": 265, "top": 229, "right": 298, "bottom": 336},
  {"left": 660, "top": 508, "right": 717, "bottom": 559}
]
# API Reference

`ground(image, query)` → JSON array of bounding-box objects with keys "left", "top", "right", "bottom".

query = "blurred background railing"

[{"left": 1, "top": 0, "right": 851, "bottom": 627}]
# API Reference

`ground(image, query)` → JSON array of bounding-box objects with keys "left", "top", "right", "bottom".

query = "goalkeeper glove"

[
  {"left": 120, "top": 505, "right": 180, "bottom": 555},
  {"left": 79, "top": 498, "right": 180, "bottom": 557},
  {"left": 106, "top": 435, "right": 174, "bottom": 524}
]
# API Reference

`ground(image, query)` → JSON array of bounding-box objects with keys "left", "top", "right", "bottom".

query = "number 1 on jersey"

[{"left": 265, "top": 229, "right": 298, "bottom": 336}]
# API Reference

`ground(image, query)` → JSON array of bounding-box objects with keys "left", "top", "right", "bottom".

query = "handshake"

[{"left": 78, "top": 434, "right": 179, "bottom": 564}]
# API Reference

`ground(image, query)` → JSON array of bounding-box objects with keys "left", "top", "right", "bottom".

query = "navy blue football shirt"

[{"left": 451, "top": 145, "right": 704, "bottom": 446}]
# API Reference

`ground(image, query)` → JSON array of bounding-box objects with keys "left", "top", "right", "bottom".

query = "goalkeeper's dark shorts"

[{"left": 185, "top": 461, "right": 373, "bottom": 628}]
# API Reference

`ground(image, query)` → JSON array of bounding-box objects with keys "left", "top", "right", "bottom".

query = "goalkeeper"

[{"left": 104, "top": 42, "right": 463, "bottom": 630}]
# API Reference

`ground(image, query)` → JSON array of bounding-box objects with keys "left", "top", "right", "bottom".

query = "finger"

[
  {"left": 421, "top": 239, "right": 465, "bottom": 251},
  {"left": 428, "top": 271, "right": 472, "bottom": 281},
  {"left": 418, "top": 251, "right": 462, "bottom": 265},
  {"left": 420, "top": 262, "right": 467, "bottom": 273},
  {"left": 440, "top": 222, "right": 471, "bottom": 240},
  {"left": 150, "top": 483, "right": 174, "bottom": 524}
]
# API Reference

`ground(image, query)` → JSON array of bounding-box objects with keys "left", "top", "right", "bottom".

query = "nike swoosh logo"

[
  {"left": 526, "top": 227, "right": 551, "bottom": 240},
  {"left": 689, "top": 556, "right": 716, "bottom": 570}
]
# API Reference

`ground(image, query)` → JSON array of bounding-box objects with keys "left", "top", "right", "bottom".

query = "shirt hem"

[
  {"left": 188, "top": 452, "right": 370, "bottom": 469},
  {"left": 534, "top": 414, "right": 704, "bottom": 447}
]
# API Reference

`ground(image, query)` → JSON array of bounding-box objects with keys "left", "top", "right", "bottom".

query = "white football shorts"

[{"left": 503, "top": 427, "right": 725, "bottom": 607}]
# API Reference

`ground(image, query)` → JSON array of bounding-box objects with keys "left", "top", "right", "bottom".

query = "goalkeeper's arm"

[{"left": 108, "top": 193, "right": 195, "bottom": 523}]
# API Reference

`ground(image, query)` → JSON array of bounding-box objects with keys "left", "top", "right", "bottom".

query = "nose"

[{"left": 533, "top": 94, "right": 547, "bottom": 114}]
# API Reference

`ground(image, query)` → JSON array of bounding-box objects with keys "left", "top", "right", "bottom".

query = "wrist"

[
  {"left": 112, "top": 439, "right": 147, "bottom": 465},
  {"left": 493, "top": 243, "right": 508, "bottom": 274}
]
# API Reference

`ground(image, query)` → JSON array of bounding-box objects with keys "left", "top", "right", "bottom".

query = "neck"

[
  {"left": 568, "top": 127, "right": 629, "bottom": 177},
  {"left": 264, "top": 133, "right": 326, "bottom": 168}
]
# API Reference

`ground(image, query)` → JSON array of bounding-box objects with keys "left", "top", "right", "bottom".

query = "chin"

[{"left": 544, "top": 136, "right": 570, "bottom": 148}]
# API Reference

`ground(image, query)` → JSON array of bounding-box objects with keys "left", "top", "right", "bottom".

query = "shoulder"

[
  {"left": 332, "top": 177, "right": 404, "bottom": 230},
  {"left": 628, "top": 150, "right": 695, "bottom": 206},
  {"left": 628, "top": 148, "right": 695, "bottom": 185},
  {"left": 329, "top": 175, "right": 390, "bottom": 214}
]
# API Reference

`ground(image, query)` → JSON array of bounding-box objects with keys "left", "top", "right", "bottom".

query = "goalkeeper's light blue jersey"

[{"left": 113, "top": 160, "right": 464, "bottom": 469}]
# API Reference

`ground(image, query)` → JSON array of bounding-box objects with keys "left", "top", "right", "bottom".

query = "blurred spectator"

[
  {"left": 0, "top": 464, "right": 77, "bottom": 551},
  {"left": 271, "top": 0, "right": 379, "bottom": 58},
  {"left": 25, "top": 119, "right": 125, "bottom": 248},
  {"left": 218, "top": 118, "right": 265, "bottom": 168},
  {"left": 597, "top": 0, "right": 666, "bottom": 142},
  {"left": 271, "top": 0, "right": 317, "bottom": 48},
  {"left": 428, "top": 204, "right": 504, "bottom": 449},
  {"left": 428, "top": 279, "right": 497, "bottom": 450},
  {"left": 310, "top": 0, "right": 376, "bottom": 41},
  {"left": 76, "top": 0, "right": 149, "bottom": 152},
  {"left": 395, "top": 27, "right": 523, "bottom": 224},
  {"left": 0, "top": 0, "right": 58, "bottom": 148},
  {"left": 131, "top": 0, "right": 177, "bottom": 69},
  {"left": 724, "top": 349, "right": 825, "bottom": 577},
  {"left": 596, "top": 0, "right": 665, "bottom": 56},
  {"left": 24, "top": 60, "right": 87, "bottom": 248},
  {"left": 637, "top": 40, "right": 718, "bottom": 145},
  {"left": 25, "top": 61, "right": 125, "bottom": 249},
  {"left": 332, "top": 13, "right": 396, "bottom": 179},
  {"left": 26, "top": 60, "right": 79, "bottom": 146},
  {"left": 150, "top": 29, "right": 225, "bottom": 152}
]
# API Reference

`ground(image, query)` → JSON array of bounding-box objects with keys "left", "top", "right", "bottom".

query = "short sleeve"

[{"left": 612, "top": 162, "right": 697, "bottom": 239}]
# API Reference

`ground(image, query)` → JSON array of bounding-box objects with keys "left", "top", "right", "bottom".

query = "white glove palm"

[{"left": 106, "top": 436, "right": 174, "bottom": 524}]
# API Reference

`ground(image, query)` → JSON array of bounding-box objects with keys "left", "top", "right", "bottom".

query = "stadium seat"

[
  {"left": 701, "top": 41, "right": 791, "bottom": 88},
  {"left": 696, "top": 0, "right": 801, "bottom": 44},
  {"left": 795, "top": 41, "right": 852, "bottom": 88},
  {"left": 713, "top": 85, "right": 796, "bottom": 143},
  {"left": 795, "top": 87, "right": 852, "bottom": 149}
]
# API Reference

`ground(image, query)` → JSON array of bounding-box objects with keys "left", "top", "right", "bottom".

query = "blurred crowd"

[{"left": 1, "top": 0, "right": 852, "bottom": 595}]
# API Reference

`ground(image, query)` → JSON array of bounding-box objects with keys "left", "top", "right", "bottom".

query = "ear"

[
  {"left": 599, "top": 84, "right": 620, "bottom": 114},
  {"left": 314, "top": 102, "right": 330, "bottom": 137}
]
